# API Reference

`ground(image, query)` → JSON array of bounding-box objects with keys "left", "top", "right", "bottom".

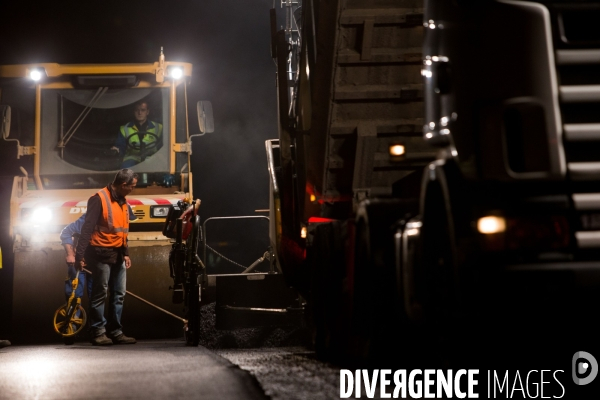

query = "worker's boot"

[
  {"left": 110, "top": 333, "right": 136, "bottom": 344},
  {"left": 90, "top": 334, "right": 113, "bottom": 346}
]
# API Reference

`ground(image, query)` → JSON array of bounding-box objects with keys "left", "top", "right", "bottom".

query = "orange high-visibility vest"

[{"left": 90, "top": 187, "right": 129, "bottom": 248}]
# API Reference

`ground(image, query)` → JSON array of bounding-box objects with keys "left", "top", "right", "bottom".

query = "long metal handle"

[
  {"left": 242, "top": 251, "right": 270, "bottom": 274},
  {"left": 126, "top": 290, "right": 187, "bottom": 324},
  {"left": 83, "top": 267, "right": 187, "bottom": 324}
]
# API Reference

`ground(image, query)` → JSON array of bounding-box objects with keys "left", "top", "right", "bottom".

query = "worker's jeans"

[{"left": 89, "top": 261, "right": 126, "bottom": 338}]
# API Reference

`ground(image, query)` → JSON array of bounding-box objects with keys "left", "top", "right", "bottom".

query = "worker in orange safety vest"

[{"left": 76, "top": 168, "right": 138, "bottom": 346}]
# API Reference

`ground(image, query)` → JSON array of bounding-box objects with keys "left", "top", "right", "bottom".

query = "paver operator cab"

[{"left": 0, "top": 50, "right": 214, "bottom": 342}]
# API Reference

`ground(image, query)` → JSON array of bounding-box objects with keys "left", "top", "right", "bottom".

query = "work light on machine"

[
  {"left": 30, "top": 207, "right": 52, "bottom": 224},
  {"left": 29, "top": 69, "right": 44, "bottom": 81},
  {"left": 169, "top": 67, "right": 183, "bottom": 79},
  {"left": 477, "top": 216, "right": 506, "bottom": 234}
]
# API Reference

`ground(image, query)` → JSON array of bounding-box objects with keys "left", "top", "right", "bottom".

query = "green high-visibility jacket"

[{"left": 119, "top": 120, "right": 163, "bottom": 164}]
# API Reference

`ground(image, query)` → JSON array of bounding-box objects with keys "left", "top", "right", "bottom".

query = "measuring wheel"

[{"left": 53, "top": 303, "right": 87, "bottom": 337}]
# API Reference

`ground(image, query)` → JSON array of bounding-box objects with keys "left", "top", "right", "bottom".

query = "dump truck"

[
  {"left": 0, "top": 50, "right": 213, "bottom": 342},
  {"left": 267, "top": 0, "right": 427, "bottom": 357},
  {"left": 267, "top": 0, "right": 600, "bottom": 359}
]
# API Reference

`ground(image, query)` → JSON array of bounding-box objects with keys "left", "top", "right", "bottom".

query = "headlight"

[
  {"left": 151, "top": 205, "right": 171, "bottom": 218},
  {"left": 30, "top": 207, "right": 52, "bottom": 224}
]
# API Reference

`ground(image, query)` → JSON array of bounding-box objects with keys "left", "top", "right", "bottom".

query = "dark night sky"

[{"left": 0, "top": 0, "right": 279, "bottom": 264}]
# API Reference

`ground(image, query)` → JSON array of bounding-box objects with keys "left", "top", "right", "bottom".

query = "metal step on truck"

[{"left": 266, "top": 0, "right": 600, "bottom": 361}]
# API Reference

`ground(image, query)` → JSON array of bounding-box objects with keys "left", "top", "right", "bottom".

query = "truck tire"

[
  {"left": 308, "top": 220, "right": 346, "bottom": 361},
  {"left": 353, "top": 199, "right": 417, "bottom": 361},
  {"left": 419, "top": 162, "right": 461, "bottom": 329}
]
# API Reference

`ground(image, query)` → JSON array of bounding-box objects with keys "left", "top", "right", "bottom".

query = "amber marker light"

[
  {"left": 300, "top": 226, "right": 307, "bottom": 239},
  {"left": 310, "top": 194, "right": 316, "bottom": 202},
  {"left": 389, "top": 144, "right": 405, "bottom": 157},
  {"left": 477, "top": 216, "right": 506, "bottom": 234}
]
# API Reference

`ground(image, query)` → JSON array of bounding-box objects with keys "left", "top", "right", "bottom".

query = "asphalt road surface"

[
  {"left": 0, "top": 340, "right": 268, "bottom": 400},
  {"left": 0, "top": 341, "right": 409, "bottom": 400},
  {"left": 4, "top": 339, "right": 596, "bottom": 399},
  {"left": 216, "top": 347, "right": 345, "bottom": 400}
]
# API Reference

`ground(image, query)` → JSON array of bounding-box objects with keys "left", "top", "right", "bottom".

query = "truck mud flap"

[{"left": 215, "top": 273, "right": 302, "bottom": 330}]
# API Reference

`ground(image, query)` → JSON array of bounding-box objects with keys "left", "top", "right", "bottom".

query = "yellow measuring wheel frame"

[{"left": 53, "top": 270, "right": 87, "bottom": 337}]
